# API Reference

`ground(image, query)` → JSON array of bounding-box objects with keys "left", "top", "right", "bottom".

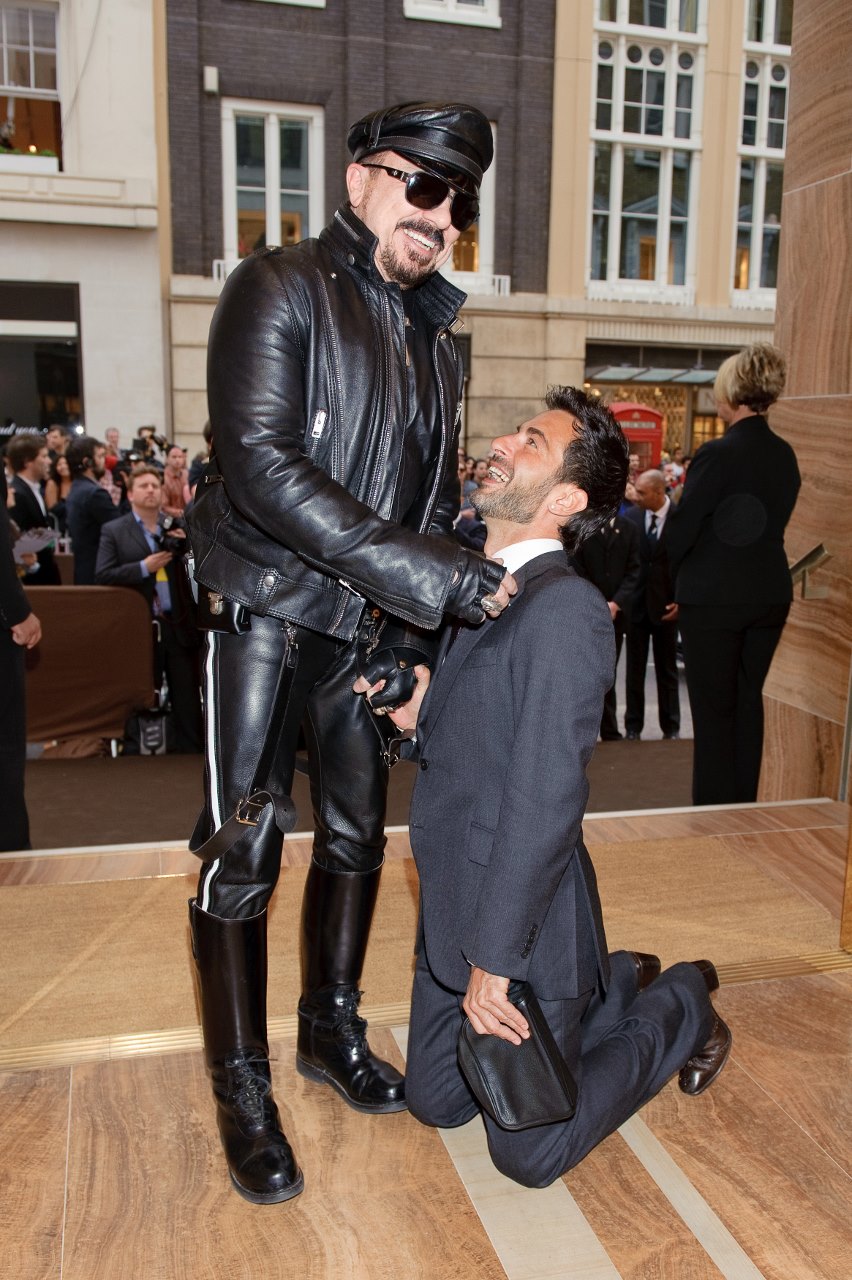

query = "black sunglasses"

[{"left": 361, "top": 163, "right": 479, "bottom": 232}]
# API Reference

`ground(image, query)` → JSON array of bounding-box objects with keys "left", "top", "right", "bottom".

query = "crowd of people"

[{"left": 1, "top": 423, "right": 213, "bottom": 772}]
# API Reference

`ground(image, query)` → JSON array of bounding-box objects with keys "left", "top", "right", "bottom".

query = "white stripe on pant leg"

[{"left": 200, "top": 632, "right": 223, "bottom": 913}]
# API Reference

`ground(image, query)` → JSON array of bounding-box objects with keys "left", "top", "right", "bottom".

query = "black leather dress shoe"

[
  {"left": 690, "top": 959, "right": 720, "bottom": 993},
  {"left": 628, "top": 951, "right": 662, "bottom": 991},
  {"left": 625, "top": 731, "right": 641, "bottom": 741},
  {"left": 663, "top": 732, "right": 680, "bottom": 740},
  {"left": 679, "top": 1015, "right": 732, "bottom": 1095}
]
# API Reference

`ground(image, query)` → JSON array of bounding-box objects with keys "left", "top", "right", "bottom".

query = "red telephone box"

[{"left": 610, "top": 402, "right": 664, "bottom": 469}]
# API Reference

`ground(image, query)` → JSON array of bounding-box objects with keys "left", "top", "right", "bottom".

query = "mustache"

[
  {"left": 486, "top": 452, "right": 513, "bottom": 480},
  {"left": 398, "top": 218, "right": 445, "bottom": 251}
]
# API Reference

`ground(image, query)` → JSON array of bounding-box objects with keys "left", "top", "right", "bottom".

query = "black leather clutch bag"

[{"left": 457, "top": 981, "right": 577, "bottom": 1131}]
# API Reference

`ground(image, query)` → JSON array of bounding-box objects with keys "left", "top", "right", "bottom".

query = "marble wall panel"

[
  {"left": 784, "top": 0, "right": 852, "bottom": 193},
  {"left": 761, "top": 393, "right": 852, "bottom": 741},
  {"left": 759, "top": 698, "right": 843, "bottom": 801},
  {"left": 765, "top": 601, "right": 851, "bottom": 727},
  {"left": 774, "top": 175, "right": 852, "bottom": 398},
  {"left": 771, "top": 398, "right": 852, "bottom": 554}
]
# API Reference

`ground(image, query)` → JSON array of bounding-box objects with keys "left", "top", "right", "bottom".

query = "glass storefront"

[
  {"left": 0, "top": 283, "right": 82, "bottom": 428},
  {"left": 584, "top": 342, "right": 736, "bottom": 453}
]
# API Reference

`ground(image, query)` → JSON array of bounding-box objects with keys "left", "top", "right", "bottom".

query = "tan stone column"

[{"left": 763, "top": 0, "right": 852, "bottom": 946}]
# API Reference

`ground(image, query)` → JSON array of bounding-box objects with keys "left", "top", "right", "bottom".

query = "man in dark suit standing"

[
  {"left": 96, "top": 466, "right": 202, "bottom": 753},
  {"left": 6, "top": 436, "right": 62, "bottom": 585},
  {"left": 356, "top": 387, "right": 729, "bottom": 1187},
  {"left": 65, "top": 435, "right": 122, "bottom": 584},
  {"left": 0, "top": 470, "right": 42, "bottom": 851},
  {"left": 571, "top": 513, "right": 640, "bottom": 739},
  {"left": 623, "top": 469, "right": 680, "bottom": 740}
]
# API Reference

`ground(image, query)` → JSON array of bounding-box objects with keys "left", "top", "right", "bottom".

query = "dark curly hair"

[
  {"left": 66, "top": 435, "right": 105, "bottom": 479},
  {"left": 545, "top": 385, "right": 629, "bottom": 553}
]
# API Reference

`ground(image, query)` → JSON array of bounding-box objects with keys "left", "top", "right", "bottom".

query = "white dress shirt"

[
  {"left": 646, "top": 495, "right": 671, "bottom": 537},
  {"left": 491, "top": 538, "right": 563, "bottom": 575}
]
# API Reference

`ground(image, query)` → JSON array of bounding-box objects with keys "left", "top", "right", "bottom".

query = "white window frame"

[
  {"left": 586, "top": 8, "right": 706, "bottom": 303},
  {"left": 745, "top": 0, "right": 794, "bottom": 53},
  {"left": 403, "top": 0, "right": 501, "bottom": 31},
  {"left": 596, "top": 0, "right": 707, "bottom": 40},
  {"left": 731, "top": 0, "right": 791, "bottom": 307},
  {"left": 221, "top": 99, "right": 324, "bottom": 264},
  {"left": 0, "top": 2, "right": 59, "bottom": 98},
  {"left": 443, "top": 123, "right": 499, "bottom": 293}
]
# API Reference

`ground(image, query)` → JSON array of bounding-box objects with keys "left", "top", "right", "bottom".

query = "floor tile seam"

[
  {"left": 727, "top": 1058, "right": 852, "bottom": 1183},
  {"left": 4, "top": 819, "right": 847, "bottom": 886},
  {"left": 618, "top": 1114, "right": 767, "bottom": 1280},
  {"left": 585, "top": 821, "right": 848, "bottom": 847},
  {"left": 5, "top": 956, "right": 851, "bottom": 1072},
  {"left": 716, "top": 950, "right": 852, "bottom": 984},
  {"left": 4, "top": 798, "right": 843, "bottom": 860},
  {"left": 390, "top": 1026, "right": 622, "bottom": 1280},
  {"left": 715, "top": 834, "right": 846, "bottom": 920},
  {"left": 0, "top": 1001, "right": 414, "bottom": 1072},
  {"left": 59, "top": 1064, "right": 72, "bottom": 1280}
]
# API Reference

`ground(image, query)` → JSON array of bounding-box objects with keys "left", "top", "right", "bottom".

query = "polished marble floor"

[{"left": 2, "top": 800, "right": 850, "bottom": 1279}]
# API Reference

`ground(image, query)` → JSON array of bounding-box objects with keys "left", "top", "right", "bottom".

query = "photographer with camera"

[{"left": 96, "top": 466, "right": 202, "bottom": 752}]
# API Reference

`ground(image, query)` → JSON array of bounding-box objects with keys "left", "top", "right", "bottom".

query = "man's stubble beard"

[{"left": 471, "top": 471, "right": 559, "bottom": 524}]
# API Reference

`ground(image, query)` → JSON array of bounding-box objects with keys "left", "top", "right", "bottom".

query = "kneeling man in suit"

[{"left": 357, "top": 386, "right": 730, "bottom": 1187}]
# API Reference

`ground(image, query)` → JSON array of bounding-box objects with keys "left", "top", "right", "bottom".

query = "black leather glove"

[
  {"left": 358, "top": 645, "right": 424, "bottom": 710},
  {"left": 445, "top": 553, "right": 508, "bottom": 624},
  {"left": 357, "top": 621, "right": 439, "bottom": 711}
]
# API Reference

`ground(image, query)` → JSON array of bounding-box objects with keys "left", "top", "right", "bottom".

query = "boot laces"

[
  {"left": 335, "top": 988, "right": 368, "bottom": 1049},
  {"left": 226, "top": 1053, "right": 272, "bottom": 1125}
]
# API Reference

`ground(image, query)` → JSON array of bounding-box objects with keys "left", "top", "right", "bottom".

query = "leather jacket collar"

[{"left": 321, "top": 204, "right": 467, "bottom": 331}]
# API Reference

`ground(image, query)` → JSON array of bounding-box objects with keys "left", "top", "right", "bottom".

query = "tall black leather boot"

[
  {"left": 296, "top": 860, "right": 406, "bottom": 1113},
  {"left": 189, "top": 901, "right": 304, "bottom": 1204}
]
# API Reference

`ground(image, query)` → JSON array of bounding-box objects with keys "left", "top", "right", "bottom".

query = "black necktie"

[{"left": 648, "top": 513, "right": 658, "bottom": 543}]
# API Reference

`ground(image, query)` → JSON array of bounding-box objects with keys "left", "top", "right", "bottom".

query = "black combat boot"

[
  {"left": 296, "top": 860, "right": 406, "bottom": 1113},
  {"left": 189, "top": 901, "right": 304, "bottom": 1204}
]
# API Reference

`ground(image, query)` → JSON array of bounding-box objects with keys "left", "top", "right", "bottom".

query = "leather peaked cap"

[{"left": 347, "top": 101, "right": 493, "bottom": 187}]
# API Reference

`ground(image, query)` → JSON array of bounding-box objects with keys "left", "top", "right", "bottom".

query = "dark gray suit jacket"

[
  {"left": 9, "top": 475, "right": 61, "bottom": 585},
  {"left": 96, "top": 512, "right": 199, "bottom": 647},
  {"left": 408, "top": 551, "right": 613, "bottom": 1002}
]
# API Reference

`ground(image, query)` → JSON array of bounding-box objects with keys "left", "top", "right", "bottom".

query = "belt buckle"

[{"left": 235, "top": 796, "right": 264, "bottom": 826}]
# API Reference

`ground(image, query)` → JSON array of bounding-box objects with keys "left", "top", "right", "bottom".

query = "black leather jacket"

[{"left": 189, "top": 204, "right": 497, "bottom": 641}]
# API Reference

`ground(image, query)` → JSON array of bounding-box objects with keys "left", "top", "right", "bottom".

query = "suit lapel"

[
  {"left": 420, "top": 551, "right": 566, "bottom": 739},
  {"left": 13, "top": 478, "right": 41, "bottom": 525},
  {"left": 127, "top": 514, "right": 154, "bottom": 559}
]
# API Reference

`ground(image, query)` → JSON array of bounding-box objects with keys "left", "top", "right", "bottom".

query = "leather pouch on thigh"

[
  {"left": 196, "top": 587, "right": 252, "bottom": 634},
  {"left": 458, "top": 981, "right": 578, "bottom": 1130}
]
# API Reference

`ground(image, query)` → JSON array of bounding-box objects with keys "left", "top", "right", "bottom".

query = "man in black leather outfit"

[{"left": 186, "top": 102, "right": 515, "bottom": 1204}]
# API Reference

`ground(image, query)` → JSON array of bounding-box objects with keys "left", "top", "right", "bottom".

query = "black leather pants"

[{"left": 195, "top": 615, "right": 390, "bottom": 919}]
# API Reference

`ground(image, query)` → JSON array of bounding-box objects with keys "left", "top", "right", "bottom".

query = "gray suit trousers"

[{"left": 405, "top": 947, "right": 714, "bottom": 1188}]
